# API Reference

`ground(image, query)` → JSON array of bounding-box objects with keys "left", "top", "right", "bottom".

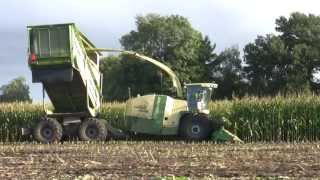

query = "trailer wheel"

[
  {"left": 179, "top": 114, "right": 213, "bottom": 141},
  {"left": 33, "top": 118, "right": 63, "bottom": 143},
  {"left": 79, "top": 119, "right": 106, "bottom": 141}
]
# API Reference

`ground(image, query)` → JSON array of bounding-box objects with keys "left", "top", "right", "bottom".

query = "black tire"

[
  {"left": 33, "top": 118, "right": 63, "bottom": 143},
  {"left": 179, "top": 114, "right": 213, "bottom": 141},
  {"left": 78, "top": 119, "right": 106, "bottom": 141}
]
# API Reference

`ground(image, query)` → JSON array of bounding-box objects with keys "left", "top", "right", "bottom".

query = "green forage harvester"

[{"left": 23, "top": 23, "right": 241, "bottom": 143}]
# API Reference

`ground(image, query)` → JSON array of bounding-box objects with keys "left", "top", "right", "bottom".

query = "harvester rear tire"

[
  {"left": 33, "top": 118, "right": 63, "bottom": 143},
  {"left": 179, "top": 114, "right": 213, "bottom": 141},
  {"left": 78, "top": 119, "right": 106, "bottom": 141}
]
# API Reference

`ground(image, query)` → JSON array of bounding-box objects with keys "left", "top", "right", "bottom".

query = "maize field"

[
  {"left": 1, "top": 96, "right": 320, "bottom": 179},
  {"left": 1, "top": 95, "right": 320, "bottom": 142}
]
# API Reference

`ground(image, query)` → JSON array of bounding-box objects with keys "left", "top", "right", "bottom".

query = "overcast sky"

[{"left": 0, "top": 0, "right": 319, "bottom": 101}]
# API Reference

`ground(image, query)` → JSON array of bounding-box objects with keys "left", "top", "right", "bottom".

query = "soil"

[{"left": 0, "top": 142, "right": 319, "bottom": 179}]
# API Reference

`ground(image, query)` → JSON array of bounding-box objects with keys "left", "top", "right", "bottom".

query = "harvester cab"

[{"left": 185, "top": 83, "right": 217, "bottom": 115}]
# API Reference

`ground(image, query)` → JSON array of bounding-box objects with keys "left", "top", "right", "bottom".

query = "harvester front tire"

[
  {"left": 179, "top": 114, "right": 213, "bottom": 141},
  {"left": 79, "top": 119, "right": 106, "bottom": 141},
  {"left": 33, "top": 118, "right": 63, "bottom": 143}
]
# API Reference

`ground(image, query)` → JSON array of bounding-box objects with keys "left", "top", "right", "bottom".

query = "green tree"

[
  {"left": 198, "top": 36, "right": 217, "bottom": 82},
  {"left": 101, "top": 14, "right": 216, "bottom": 100},
  {"left": 0, "top": 77, "right": 32, "bottom": 102},
  {"left": 100, "top": 56, "right": 128, "bottom": 101},
  {"left": 121, "top": 15, "right": 212, "bottom": 86},
  {"left": 100, "top": 55, "right": 163, "bottom": 101},
  {"left": 276, "top": 12, "right": 320, "bottom": 93},
  {"left": 244, "top": 12, "right": 320, "bottom": 96},
  {"left": 209, "top": 46, "right": 245, "bottom": 99},
  {"left": 244, "top": 35, "right": 289, "bottom": 95}
]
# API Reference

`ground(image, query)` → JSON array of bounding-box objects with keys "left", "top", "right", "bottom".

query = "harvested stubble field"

[{"left": 0, "top": 141, "right": 319, "bottom": 179}]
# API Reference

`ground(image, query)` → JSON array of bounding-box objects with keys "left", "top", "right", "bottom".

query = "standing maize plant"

[
  {"left": 2, "top": 95, "right": 320, "bottom": 142},
  {"left": 0, "top": 103, "right": 44, "bottom": 142},
  {"left": 208, "top": 95, "right": 320, "bottom": 142},
  {"left": 99, "top": 103, "right": 126, "bottom": 130}
]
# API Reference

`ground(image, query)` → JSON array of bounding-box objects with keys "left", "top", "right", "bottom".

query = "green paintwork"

[
  {"left": 27, "top": 23, "right": 102, "bottom": 117},
  {"left": 160, "top": 127, "right": 179, "bottom": 135},
  {"left": 28, "top": 24, "right": 70, "bottom": 67},
  {"left": 152, "top": 95, "right": 167, "bottom": 128},
  {"left": 127, "top": 117, "right": 161, "bottom": 134},
  {"left": 124, "top": 94, "right": 188, "bottom": 135},
  {"left": 125, "top": 95, "right": 167, "bottom": 135},
  {"left": 211, "top": 127, "right": 243, "bottom": 143}
]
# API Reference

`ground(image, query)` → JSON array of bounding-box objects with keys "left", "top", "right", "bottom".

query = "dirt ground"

[{"left": 0, "top": 141, "right": 319, "bottom": 179}]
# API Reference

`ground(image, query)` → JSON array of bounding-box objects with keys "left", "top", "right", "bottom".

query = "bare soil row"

[{"left": 0, "top": 142, "right": 319, "bottom": 179}]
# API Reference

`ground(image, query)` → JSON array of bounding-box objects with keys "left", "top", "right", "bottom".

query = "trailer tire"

[
  {"left": 79, "top": 119, "right": 106, "bottom": 141},
  {"left": 33, "top": 118, "right": 63, "bottom": 143},
  {"left": 179, "top": 114, "right": 213, "bottom": 141}
]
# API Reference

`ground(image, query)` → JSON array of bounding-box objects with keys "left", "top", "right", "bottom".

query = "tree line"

[
  {"left": 101, "top": 12, "right": 320, "bottom": 101},
  {"left": 2, "top": 12, "right": 320, "bottom": 102},
  {"left": 0, "top": 77, "right": 31, "bottom": 102}
]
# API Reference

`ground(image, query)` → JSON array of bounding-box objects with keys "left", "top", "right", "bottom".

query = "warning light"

[{"left": 31, "top": 54, "right": 37, "bottom": 62}]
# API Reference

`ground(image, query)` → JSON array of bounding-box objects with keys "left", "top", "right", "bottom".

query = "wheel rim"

[
  {"left": 86, "top": 126, "right": 98, "bottom": 139},
  {"left": 41, "top": 127, "right": 54, "bottom": 140},
  {"left": 191, "top": 125, "right": 201, "bottom": 135}
]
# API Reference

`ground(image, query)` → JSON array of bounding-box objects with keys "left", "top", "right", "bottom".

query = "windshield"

[
  {"left": 204, "top": 89, "right": 212, "bottom": 109},
  {"left": 187, "top": 86, "right": 212, "bottom": 111},
  {"left": 30, "top": 27, "right": 70, "bottom": 57},
  {"left": 195, "top": 89, "right": 211, "bottom": 109}
]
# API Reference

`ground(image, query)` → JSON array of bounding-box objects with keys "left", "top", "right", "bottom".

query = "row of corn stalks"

[{"left": 1, "top": 95, "right": 320, "bottom": 142}]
